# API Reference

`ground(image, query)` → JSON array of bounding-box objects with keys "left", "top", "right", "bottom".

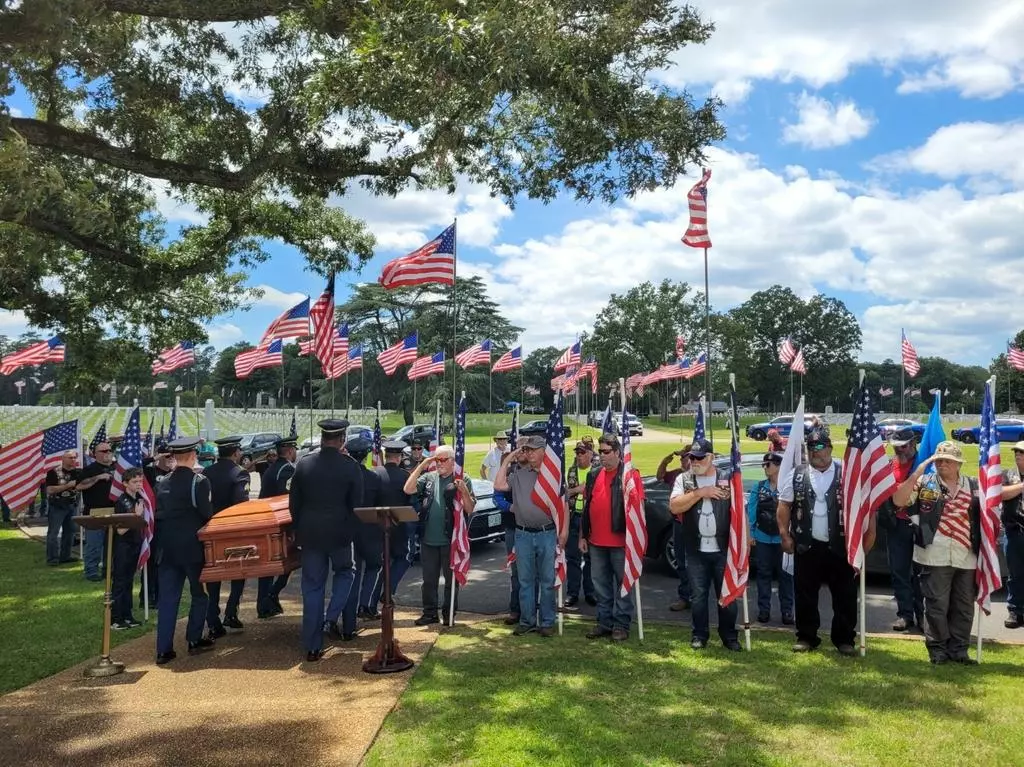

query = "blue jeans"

[
  {"left": 302, "top": 546, "right": 355, "bottom": 652},
  {"left": 1, "top": 495, "right": 10, "bottom": 524},
  {"left": 887, "top": 518, "right": 923, "bottom": 622},
  {"left": 1005, "top": 530, "right": 1024, "bottom": 617},
  {"left": 687, "top": 548, "right": 738, "bottom": 644},
  {"left": 566, "top": 514, "right": 594, "bottom": 599},
  {"left": 156, "top": 560, "right": 209, "bottom": 654},
  {"left": 46, "top": 501, "right": 77, "bottom": 563},
  {"left": 673, "top": 518, "right": 690, "bottom": 601},
  {"left": 589, "top": 544, "right": 634, "bottom": 632},
  {"left": 83, "top": 527, "right": 106, "bottom": 579},
  {"left": 753, "top": 541, "right": 794, "bottom": 617},
  {"left": 505, "top": 524, "right": 521, "bottom": 614},
  {"left": 515, "top": 527, "right": 557, "bottom": 629}
]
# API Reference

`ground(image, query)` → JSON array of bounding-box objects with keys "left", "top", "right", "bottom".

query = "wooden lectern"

[
  {"left": 354, "top": 505, "right": 419, "bottom": 674},
  {"left": 72, "top": 511, "right": 147, "bottom": 678}
]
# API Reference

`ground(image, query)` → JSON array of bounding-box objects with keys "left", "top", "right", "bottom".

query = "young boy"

[{"left": 111, "top": 467, "right": 147, "bottom": 629}]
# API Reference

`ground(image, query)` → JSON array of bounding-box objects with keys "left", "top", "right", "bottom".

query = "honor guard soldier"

[
  {"left": 203, "top": 436, "right": 251, "bottom": 637},
  {"left": 256, "top": 436, "right": 298, "bottom": 618},
  {"left": 290, "top": 418, "right": 363, "bottom": 662},
  {"left": 155, "top": 437, "right": 216, "bottom": 665},
  {"left": 368, "top": 441, "right": 415, "bottom": 613},
  {"left": 332, "top": 436, "right": 383, "bottom": 640}
]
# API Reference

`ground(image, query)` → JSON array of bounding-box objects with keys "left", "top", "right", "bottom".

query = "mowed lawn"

[{"left": 366, "top": 623, "right": 1024, "bottom": 767}]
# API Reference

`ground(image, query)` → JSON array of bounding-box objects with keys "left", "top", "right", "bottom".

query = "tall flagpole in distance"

[
  {"left": 703, "top": 246, "right": 713, "bottom": 446},
  {"left": 451, "top": 218, "right": 459, "bottom": 430}
]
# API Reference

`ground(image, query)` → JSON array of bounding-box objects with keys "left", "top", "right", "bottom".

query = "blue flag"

[
  {"left": 913, "top": 394, "right": 946, "bottom": 472},
  {"left": 694, "top": 402, "right": 706, "bottom": 443}
]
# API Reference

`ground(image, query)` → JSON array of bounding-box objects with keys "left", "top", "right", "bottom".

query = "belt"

[{"left": 516, "top": 524, "right": 555, "bottom": 533}]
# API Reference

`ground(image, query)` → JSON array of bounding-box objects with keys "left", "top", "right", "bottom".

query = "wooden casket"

[{"left": 198, "top": 496, "right": 300, "bottom": 583}]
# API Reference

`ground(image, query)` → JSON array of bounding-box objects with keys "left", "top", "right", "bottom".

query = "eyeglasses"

[{"left": 435, "top": 457, "right": 453, "bottom": 463}]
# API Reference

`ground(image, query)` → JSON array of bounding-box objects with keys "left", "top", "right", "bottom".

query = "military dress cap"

[
  {"left": 214, "top": 435, "right": 243, "bottom": 449},
  {"left": 317, "top": 418, "right": 350, "bottom": 435},
  {"left": 805, "top": 426, "right": 832, "bottom": 448},
  {"left": 383, "top": 440, "right": 407, "bottom": 453},
  {"left": 520, "top": 434, "right": 546, "bottom": 449},
  {"left": 276, "top": 436, "right": 298, "bottom": 449},
  {"left": 890, "top": 428, "right": 918, "bottom": 447},
  {"left": 167, "top": 436, "right": 202, "bottom": 454},
  {"left": 411, "top": 439, "right": 424, "bottom": 449},
  {"left": 686, "top": 438, "right": 714, "bottom": 459},
  {"left": 345, "top": 435, "right": 373, "bottom": 454}
]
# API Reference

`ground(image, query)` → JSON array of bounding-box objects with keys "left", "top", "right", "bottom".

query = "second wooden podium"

[{"left": 354, "top": 505, "right": 418, "bottom": 674}]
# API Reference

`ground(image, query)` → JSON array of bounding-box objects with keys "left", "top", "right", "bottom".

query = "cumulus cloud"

[
  {"left": 251, "top": 285, "right": 308, "bottom": 310},
  {"left": 206, "top": 323, "right": 245, "bottom": 348},
  {"left": 782, "top": 93, "right": 875, "bottom": 149}
]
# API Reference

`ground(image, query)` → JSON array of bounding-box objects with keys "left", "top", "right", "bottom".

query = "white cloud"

[
  {"left": 781, "top": 92, "right": 875, "bottom": 149},
  {"left": 659, "top": 1, "right": 1024, "bottom": 100},
  {"left": 251, "top": 284, "right": 307, "bottom": 309},
  {"left": 0, "top": 310, "right": 32, "bottom": 338},
  {"left": 149, "top": 180, "right": 209, "bottom": 226},
  {"left": 206, "top": 323, "right": 245, "bottom": 348}
]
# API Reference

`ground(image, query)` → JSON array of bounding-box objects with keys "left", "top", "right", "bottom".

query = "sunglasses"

[
  {"left": 435, "top": 457, "right": 453, "bottom": 463},
  {"left": 95, "top": 449, "right": 112, "bottom": 454},
  {"left": 808, "top": 443, "right": 829, "bottom": 451},
  {"left": 598, "top": 448, "right": 614, "bottom": 455},
  {"left": 574, "top": 449, "right": 588, "bottom": 454}
]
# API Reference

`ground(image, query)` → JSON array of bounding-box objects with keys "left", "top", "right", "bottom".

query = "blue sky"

[{"left": 3, "top": 1, "right": 1024, "bottom": 367}]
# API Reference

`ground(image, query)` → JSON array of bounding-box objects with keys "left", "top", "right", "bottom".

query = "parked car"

[
  {"left": 514, "top": 420, "right": 572, "bottom": 440},
  {"left": 297, "top": 424, "right": 373, "bottom": 458},
  {"left": 847, "top": 417, "right": 925, "bottom": 441},
  {"left": 390, "top": 423, "right": 437, "bottom": 447},
  {"left": 587, "top": 410, "right": 605, "bottom": 428},
  {"left": 465, "top": 479, "right": 504, "bottom": 544},
  {"left": 611, "top": 413, "right": 644, "bottom": 437},
  {"left": 745, "top": 415, "right": 819, "bottom": 441},
  {"left": 238, "top": 432, "right": 282, "bottom": 471},
  {"left": 953, "top": 418, "right": 1024, "bottom": 444}
]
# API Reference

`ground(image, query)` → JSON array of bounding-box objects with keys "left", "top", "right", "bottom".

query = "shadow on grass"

[{"left": 366, "top": 620, "right": 1024, "bottom": 767}]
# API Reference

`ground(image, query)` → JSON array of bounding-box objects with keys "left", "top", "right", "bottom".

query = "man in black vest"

[
  {"left": 290, "top": 418, "right": 362, "bottom": 661},
  {"left": 668, "top": 438, "right": 741, "bottom": 651},
  {"left": 256, "top": 436, "right": 298, "bottom": 618},
  {"left": 777, "top": 427, "right": 871, "bottom": 655},
  {"left": 368, "top": 440, "right": 415, "bottom": 613},
  {"left": 203, "top": 436, "right": 251, "bottom": 637}
]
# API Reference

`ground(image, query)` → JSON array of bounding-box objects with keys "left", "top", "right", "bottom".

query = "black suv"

[
  {"left": 390, "top": 423, "right": 438, "bottom": 447},
  {"left": 238, "top": 432, "right": 282, "bottom": 472}
]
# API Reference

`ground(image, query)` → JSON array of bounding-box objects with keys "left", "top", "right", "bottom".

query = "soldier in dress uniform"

[
  {"left": 256, "top": 436, "right": 298, "bottom": 618},
  {"left": 334, "top": 435, "right": 383, "bottom": 640},
  {"left": 290, "top": 418, "right": 363, "bottom": 661},
  {"left": 368, "top": 441, "right": 415, "bottom": 613},
  {"left": 155, "top": 437, "right": 216, "bottom": 665},
  {"left": 203, "top": 436, "right": 251, "bottom": 637}
]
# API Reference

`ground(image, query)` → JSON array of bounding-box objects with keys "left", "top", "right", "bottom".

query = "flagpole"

[
  {"left": 857, "top": 368, "right": 868, "bottom": 658},
  {"left": 488, "top": 346, "right": 493, "bottom": 416},
  {"left": 620, "top": 377, "right": 644, "bottom": 642},
  {"left": 703, "top": 247, "right": 713, "bottom": 446},
  {"left": 900, "top": 349, "right": 906, "bottom": 419},
  {"left": 307, "top": 336, "right": 314, "bottom": 439},
  {"left": 790, "top": 369, "right": 794, "bottom": 413},
  {"left": 979, "top": 374, "right": 996, "bottom": 663},
  {"left": 451, "top": 218, "right": 459, "bottom": 434},
  {"left": 360, "top": 364, "right": 364, "bottom": 414},
  {"left": 345, "top": 364, "right": 350, "bottom": 418},
  {"left": 330, "top": 375, "right": 335, "bottom": 417}
]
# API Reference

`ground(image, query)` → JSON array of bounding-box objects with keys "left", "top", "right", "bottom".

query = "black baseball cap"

[
  {"left": 686, "top": 438, "right": 714, "bottom": 459},
  {"left": 806, "top": 427, "right": 832, "bottom": 450},
  {"left": 763, "top": 452, "right": 784, "bottom": 465},
  {"left": 890, "top": 428, "right": 917, "bottom": 447}
]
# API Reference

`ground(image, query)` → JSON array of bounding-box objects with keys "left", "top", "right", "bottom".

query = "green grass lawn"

[
  {"left": 0, "top": 529, "right": 155, "bottom": 694},
  {"left": 366, "top": 622, "right": 1024, "bottom": 767}
]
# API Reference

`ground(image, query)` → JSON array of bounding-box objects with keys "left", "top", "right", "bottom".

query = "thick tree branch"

[{"left": 100, "top": 0, "right": 303, "bottom": 21}]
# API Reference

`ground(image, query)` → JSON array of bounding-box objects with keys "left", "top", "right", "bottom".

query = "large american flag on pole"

[
  {"left": 492, "top": 346, "right": 522, "bottom": 373},
  {"left": 789, "top": 348, "right": 807, "bottom": 375},
  {"left": 455, "top": 339, "right": 492, "bottom": 369},
  {"left": 378, "top": 332, "right": 418, "bottom": 375},
  {"left": 450, "top": 393, "right": 472, "bottom": 585},
  {"left": 407, "top": 350, "right": 446, "bottom": 380},
  {"left": 553, "top": 340, "right": 581, "bottom": 371},
  {"left": 109, "top": 406, "right": 157, "bottom": 569},
  {"left": 531, "top": 393, "right": 568, "bottom": 586},
  {"left": 901, "top": 331, "right": 921, "bottom": 378},
  {"left": 0, "top": 335, "right": 65, "bottom": 375},
  {"left": 379, "top": 223, "right": 456, "bottom": 288},
  {"left": 977, "top": 381, "right": 1004, "bottom": 614},
  {"left": 842, "top": 384, "right": 897, "bottom": 571},
  {"left": 234, "top": 340, "right": 284, "bottom": 378},
  {"left": 720, "top": 378, "right": 749, "bottom": 606},
  {"left": 1008, "top": 343, "right": 1024, "bottom": 372},
  {"left": 620, "top": 400, "right": 647, "bottom": 596},
  {"left": 0, "top": 420, "right": 79, "bottom": 511},
  {"left": 260, "top": 297, "right": 310, "bottom": 345},
  {"left": 778, "top": 336, "right": 796, "bottom": 365},
  {"left": 681, "top": 168, "right": 712, "bottom": 249},
  {"left": 308, "top": 274, "right": 336, "bottom": 372},
  {"left": 151, "top": 341, "right": 195, "bottom": 375}
]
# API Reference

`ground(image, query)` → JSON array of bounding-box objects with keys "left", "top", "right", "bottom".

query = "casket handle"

[{"left": 223, "top": 545, "right": 259, "bottom": 561}]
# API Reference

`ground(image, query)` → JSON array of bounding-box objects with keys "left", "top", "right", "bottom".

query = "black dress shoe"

[
  {"left": 584, "top": 595, "right": 597, "bottom": 607},
  {"left": 306, "top": 649, "right": 325, "bottom": 662},
  {"left": 757, "top": 612, "right": 770, "bottom": 623},
  {"left": 208, "top": 626, "right": 227, "bottom": 640},
  {"left": 585, "top": 627, "right": 613, "bottom": 639},
  {"left": 358, "top": 608, "right": 380, "bottom": 621},
  {"left": 156, "top": 651, "right": 176, "bottom": 665},
  {"left": 564, "top": 595, "right": 579, "bottom": 608},
  {"left": 1004, "top": 613, "right": 1024, "bottom": 629},
  {"left": 503, "top": 613, "right": 521, "bottom": 625},
  {"left": 414, "top": 614, "right": 440, "bottom": 626},
  {"left": 341, "top": 628, "right": 364, "bottom": 642},
  {"left": 271, "top": 597, "right": 284, "bottom": 615},
  {"left": 724, "top": 640, "right": 743, "bottom": 652},
  {"left": 952, "top": 656, "right": 979, "bottom": 665},
  {"left": 782, "top": 613, "right": 795, "bottom": 625},
  {"left": 323, "top": 620, "right": 344, "bottom": 640},
  {"left": 188, "top": 638, "right": 215, "bottom": 655},
  {"left": 223, "top": 615, "right": 244, "bottom": 630}
]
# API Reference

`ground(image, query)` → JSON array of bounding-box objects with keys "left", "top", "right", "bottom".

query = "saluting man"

[
  {"left": 155, "top": 437, "right": 216, "bottom": 665},
  {"left": 290, "top": 418, "right": 362, "bottom": 662},
  {"left": 203, "top": 436, "right": 251, "bottom": 637},
  {"left": 256, "top": 436, "right": 298, "bottom": 618}
]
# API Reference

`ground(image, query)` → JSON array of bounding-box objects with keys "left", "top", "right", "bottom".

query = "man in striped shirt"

[{"left": 892, "top": 441, "right": 981, "bottom": 665}]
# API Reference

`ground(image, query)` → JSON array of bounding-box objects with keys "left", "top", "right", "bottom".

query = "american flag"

[
  {"left": 234, "top": 340, "right": 284, "bottom": 378},
  {"left": 455, "top": 339, "right": 492, "bottom": 369},
  {"left": 778, "top": 336, "right": 796, "bottom": 365},
  {"left": 372, "top": 410, "right": 384, "bottom": 468},
  {"left": 109, "top": 406, "right": 157, "bottom": 569},
  {"left": 260, "top": 297, "right": 310, "bottom": 345},
  {"left": 289, "top": 412, "right": 297, "bottom": 438},
  {"left": 450, "top": 394, "right": 472, "bottom": 586},
  {"left": 0, "top": 335, "right": 65, "bottom": 375},
  {"left": 719, "top": 380, "right": 749, "bottom": 607},
  {"left": 678, "top": 357, "right": 692, "bottom": 379},
  {"left": 152, "top": 381, "right": 168, "bottom": 390},
  {"left": 331, "top": 343, "right": 363, "bottom": 378},
  {"left": 508, "top": 407, "right": 519, "bottom": 450},
  {"left": 879, "top": 386, "right": 894, "bottom": 397},
  {"left": 142, "top": 416, "right": 154, "bottom": 456},
  {"left": 680, "top": 167, "right": 712, "bottom": 249},
  {"left": 41, "top": 381, "right": 55, "bottom": 392},
  {"left": 577, "top": 357, "right": 599, "bottom": 394},
  {"left": 530, "top": 393, "right": 568, "bottom": 586},
  {"left": 1008, "top": 343, "right": 1024, "bottom": 372},
  {"left": 524, "top": 385, "right": 540, "bottom": 396},
  {"left": 379, "top": 223, "right": 456, "bottom": 288},
  {"left": 688, "top": 351, "right": 708, "bottom": 378},
  {"left": 151, "top": 341, "right": 195, "bottom": 375},
  {"left": 624, "top": 373, "right": 644, "bottom": 396},
  {"left": 89, "top": 421, "right": 108, "bottom": 455},
  {"left": 167, "top": 407, "right": 178, "bottom": 441},
  {"left": 976, "top": 381, "right": 1004, "bottom": 614},
  {"left": 408, "top": 350, "right": 446, "bottom": 380},
  {"left": 0, "top": 420, "right": 79, "bottom": 511},
  {"left": 378, "top": 332, "right": 418, "bottom": 375},
  {"left": 550, "top": 373, "right": 566, "bottom": 392},
  {"left": 790, "top": 348, "right": 807, "bottom": 375},
  {"left": 553, "top": 340, "right": 581, "bottom": 371},
  {"left": 901, "top": 331, "right": 921, "bottom": 377},
  {"left": 693, "top": 401, "right": 706, "bottom": 442},
  {"left": 492, "top": 346, "right": 522, "bottom": 373},
  {"left": 620, "top": 401, "right": 647, "bottom": 597},
  {"left": 841, "top": 385, "right": 897, "bottom": 572},
  {"left": 675, "top": 335, "right": 686, "bottom": 359},
  {"left": 308, "top": 275, "right": 336, "bottom": 371},
  {"left": 600, "top": 401, "right": 614, "bottom": 434}
]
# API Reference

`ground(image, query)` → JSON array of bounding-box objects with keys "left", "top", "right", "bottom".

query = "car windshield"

[
  {"left": 772, "top": 417, "right": 792, "bottom": 424},
  {"left": 239, "top": 435, "right": 256, "bottom": 447},
  {"left": 391, "top": 425, "right": 414, "bottom": 439}
]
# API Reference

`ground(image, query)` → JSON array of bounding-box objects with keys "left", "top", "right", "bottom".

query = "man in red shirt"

[
  {"left": 580, "top": 434, "right": 641, "bottom": 642},
  {"left": 878, "top": 428, "right": 924, "bottom": 632}
]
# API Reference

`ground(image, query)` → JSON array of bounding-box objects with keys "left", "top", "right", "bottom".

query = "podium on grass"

[
  {"left": 72, "top": 510, "right": 147, "bottom": 678},
  {"left": 354, "top": 505, "right": 419, "bottom": 675}
]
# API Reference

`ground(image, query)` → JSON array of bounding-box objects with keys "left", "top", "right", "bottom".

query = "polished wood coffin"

[{"left": 198, "top": 496, "right": 299, "bottom": 582}]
